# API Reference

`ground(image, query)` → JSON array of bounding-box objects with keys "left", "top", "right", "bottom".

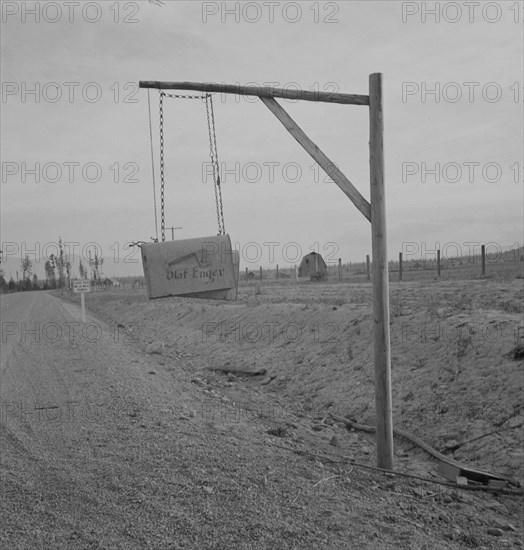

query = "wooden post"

[
  {"left": 295, "top": 265, "right": 298, "bottom": 282},
  {"left": 80, "top": 292, "right": 86, "bottom": 323},
  {"left": 259, "top": 266, "right": 263, "bottom": 280},
  {"left": 338, "top": 258, "right": 342, "bottom": 283},
  {"left": 481, "top": 244, "right": 486, "bottom": 276},
  {"left": 245, "top": 267, "right": 248, "bottom": 283},
  {"left": 369, "top": 73, "right": 393, "bottom": 470},
  {"left": 437, "top": 249, "right": 441, "bottom": 277},
  {"left": 366, "top": 254, "right": 371, "bottom": 281},
  {"left": 399, "top": 252, "right": 403, "bottom": 281},
  {"left": 276, "top": 264, "right": 279, "bottom": 279}
]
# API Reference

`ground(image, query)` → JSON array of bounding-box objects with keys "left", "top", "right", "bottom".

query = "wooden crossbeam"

[
  {"left": 139, "top": 81, "right": 369, "bottom": 106},
  {"left": 260, "top": 97, "right": 371, "bottom": 221}
]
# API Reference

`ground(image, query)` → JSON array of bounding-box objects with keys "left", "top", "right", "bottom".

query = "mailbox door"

[{"left": 141, "top": 235, "right": 238, "bottom": 300}]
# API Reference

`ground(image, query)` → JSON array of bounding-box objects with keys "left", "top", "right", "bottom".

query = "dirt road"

[{"left": 1, "top": 291, "right": 522, "bottom": 549}]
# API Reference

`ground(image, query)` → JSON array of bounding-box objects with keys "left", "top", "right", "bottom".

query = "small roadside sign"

[
  {"left": 73, "top": 279, "right": 90, "bottom": 322},
  {"left": 73, "top": 280, "right": 91, "bottom": 293}
]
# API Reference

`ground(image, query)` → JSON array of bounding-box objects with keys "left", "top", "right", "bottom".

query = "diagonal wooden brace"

[{"left": 260, "top": 96, "right": 371, "bottom": 222}]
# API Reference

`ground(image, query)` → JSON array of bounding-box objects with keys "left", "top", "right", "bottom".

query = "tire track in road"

[{"left": 0, "top": 291, "right": 158, "bottom": 548}]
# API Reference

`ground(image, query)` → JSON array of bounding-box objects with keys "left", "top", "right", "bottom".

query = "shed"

[{"left": 298, "top": 252, "right": 328, "bottom": 280}]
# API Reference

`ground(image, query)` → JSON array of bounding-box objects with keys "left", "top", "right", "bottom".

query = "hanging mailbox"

[{"left": 141, "top": 234, "right": 239, "bottom": 300}]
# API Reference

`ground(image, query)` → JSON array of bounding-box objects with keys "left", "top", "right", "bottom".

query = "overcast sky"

[{"left": 1, "top": 0, "right": 523, "bottom": 277}]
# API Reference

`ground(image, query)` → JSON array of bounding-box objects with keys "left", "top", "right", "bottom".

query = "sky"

[{"left": 1, "top": 0, "right": 523, "bottom": 278}]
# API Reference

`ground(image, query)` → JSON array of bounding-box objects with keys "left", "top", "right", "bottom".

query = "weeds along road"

[{"left": 0, "top": 291, "right": 521, "bottom": 550}]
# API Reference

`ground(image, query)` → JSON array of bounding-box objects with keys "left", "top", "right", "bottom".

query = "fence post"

[
  {"left": 366, "top": 254, "right": 371, "bottom": 281},
  {"left": 399, "top": 252, "right": 403, "bottom": 281},
  {"left": 338, "top": 258, "right": 342, "bottom": 283},
  {"left": 481, "top": 244, "right": 486, "bottom": 276},
  {"left": 245, "top": 267, "right": 248, "bottom": 283},
  {"left": 259, "top": 266, "right": 263, "bottom": 280},
  {"left": 276, "top": 264, "right": 279, "bottom": 279},
  {"left": 437, "top": 249, "right": 441, "bottom": 277}
]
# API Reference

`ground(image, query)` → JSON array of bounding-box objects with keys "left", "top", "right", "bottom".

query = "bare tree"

[
  {"left": 45, "top": 258, "right": 56, "bottom": 288},
  {"left": 56, "top": 237, "right": 65, "bottom": 289},
  {"left": 21, "top": 255, "right": 33, "bottom": 280}
]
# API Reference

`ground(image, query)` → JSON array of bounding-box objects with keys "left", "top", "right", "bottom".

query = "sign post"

[
  {"left": 139, "top": 74, "right": 394, "bottom": 470},
  {"left": 73, "top": 279, "right": 91, "bottom": 322}
]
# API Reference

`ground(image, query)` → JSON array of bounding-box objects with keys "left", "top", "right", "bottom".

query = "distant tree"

[
  {"left": 0, "top": 273, "right": 6, "bottom": 293},
  {"left": 79, "top": 259, "right": 87, "bottom": 279},
  {"left": 56, "top": 237, "right": 65, "bottom": 289},
  {"left": 8, "top": 278, "right": 16, "bottom": 292},
  {"left": 32, "top": 274, "right": 40, "bottom": 290},
  {"left": 44, "top": 259, "right": 56, "bottom": 288},
  {"left": 64, "top": 254, "right": 72, "bottom": 292},
  {"left": 21, "top": 255, "right": 33, "bottom": 280},
  {"left": 88, "top": 249, "right": 104, "bottom": 282}
]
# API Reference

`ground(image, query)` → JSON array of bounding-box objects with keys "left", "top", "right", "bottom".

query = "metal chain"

[
  {"left": 147, "top": 89, "right": 159, "bottom": 242},
  {"left": 210, "top": 95, "right": 225, "bottom": 235},
  {"left": 159, "top": 91, "right": 166, "bottom": 242},
  {"left": 205, "top": 94, "right": 225, "bottom": 235},
  {"left": 163, "top": 92, "right": 207, "bottom": 100},
  {"left": 158, "top": 90, "right": 226, "bottom": 237},
  {"left": 205, "top": 95, "right": 222, "bottom": 235}
]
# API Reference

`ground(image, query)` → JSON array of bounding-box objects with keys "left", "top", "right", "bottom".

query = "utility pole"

[{"left": 167, "top": 226, "right": 183, "bottom": 240}]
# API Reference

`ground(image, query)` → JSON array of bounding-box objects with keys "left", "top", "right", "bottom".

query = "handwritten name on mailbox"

[{"left": 141, "top": 235, "right": 238, "bottom": 299}]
